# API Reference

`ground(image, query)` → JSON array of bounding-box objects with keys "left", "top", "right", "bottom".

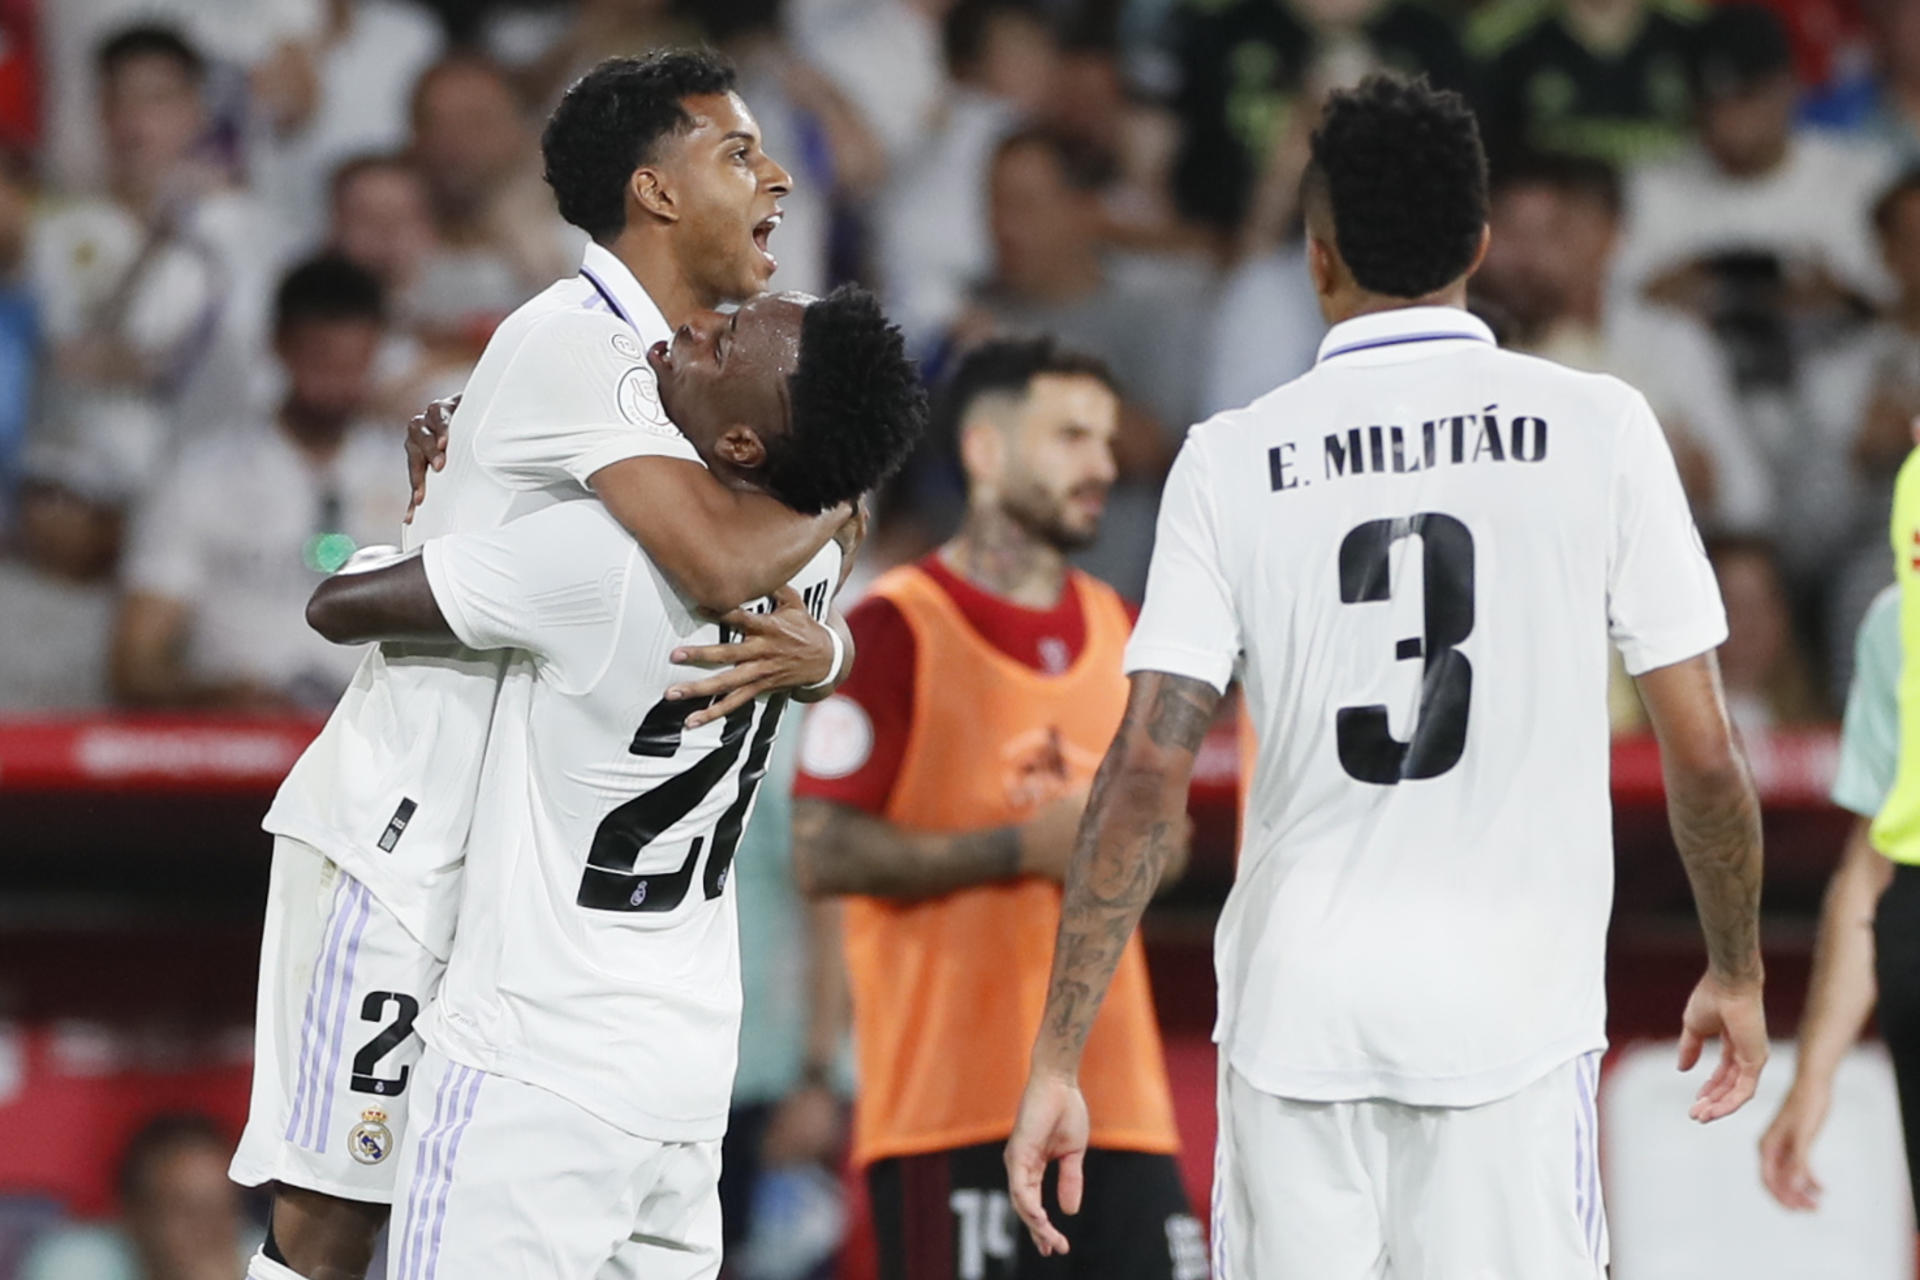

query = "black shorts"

[
  {"left": 867, "top": 1142, "right": 1206, "bottom": 1280},
  {"left": 1875, "top": 861, "right": 1920, "bottom": 1222}
]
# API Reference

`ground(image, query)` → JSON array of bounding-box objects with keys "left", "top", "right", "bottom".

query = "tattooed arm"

[
  {"left": 1636, "top": 651, "right": 1769, "bottom": 1122},
  {"left": 1005, "top": 671, "right": 1215, "bottom": 1254}
]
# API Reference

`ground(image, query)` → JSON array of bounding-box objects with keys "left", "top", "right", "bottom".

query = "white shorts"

[
  {"left": 230, "top": 836, "right": 445, "bottom": 1202},
  {"left": 1213, "top": 1054, "right": 1607, "bottom": 1280},
  {"left": 388, "top": 1046, "right": 722, "bottom": 1280}
]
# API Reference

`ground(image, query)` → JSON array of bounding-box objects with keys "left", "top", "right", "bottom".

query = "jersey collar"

[
  {"left": 1315, "top": 305, "right": 1497, "bottom": 366},
  {"left": 579, "top": 241, "right": 672, "bottom": 344}
]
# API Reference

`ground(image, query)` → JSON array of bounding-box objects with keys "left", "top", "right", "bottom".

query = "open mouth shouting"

[{"left": 751, "top": 208, "right": 783, "bottom": 275}]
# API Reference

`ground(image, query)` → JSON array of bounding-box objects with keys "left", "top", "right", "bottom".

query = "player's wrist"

[{"left": 801, "top": 622, "right": 847, "bottom": 692}]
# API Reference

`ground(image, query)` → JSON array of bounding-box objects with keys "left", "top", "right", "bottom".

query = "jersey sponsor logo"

[
  {"left": 1038, "top": 636, "right": 1071, "bottom": 675},
  {"left": 800, "top": 696, "right": 873, "bottom": 780},
  {"left": 1271, "top": 411, "right": 1549, "bottom": 491},
  {"left": 348, "top": 1107, "right": 394, "bottom": 1165},
  {"left": 616, "top": 366, "right": 679, "bottom": 439}
]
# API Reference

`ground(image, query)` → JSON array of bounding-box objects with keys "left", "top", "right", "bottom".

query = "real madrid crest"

[{"left": 349, "top": 1107, "right": 394, "bottom": 1165}]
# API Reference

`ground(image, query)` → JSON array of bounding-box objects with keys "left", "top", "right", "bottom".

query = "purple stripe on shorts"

[
  {"left": 399, "top": 1061, "right": 459, "bottom": 1280},
  {"left": 1571, "top": 1055, "right": 1592, "bottom": 1242},
  {"left": 286, "top": 874, "right": 354, "bottom": 1148},
  {"left": 311, "top": 882, "right": 373, "bottom": 1152},
  {"left": 1579, "top": 1053, "right": 1603, "bottom": 1260},
  {"left": 418, "top": 1066, "right": 485, "bottom": 1280},
  {"left": 1210, "top": 1127, "right": 1229, "bottom": 1280}
]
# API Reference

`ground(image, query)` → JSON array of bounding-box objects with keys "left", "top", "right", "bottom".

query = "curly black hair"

[
  {"left": 275, "top": 255, "right": 385, "bottom": 332},
  {"left": 763, "top": 286, "right": 927, "bottom": 515},
  {"left": 932, "top": 335, "right": 1117, "bottom": 444},
  {"left": 541, "top": 50, "right": 737, "bottom": 242},
  {"left": 1305, "top": 75, "right": 1488, "bottom": 299}
]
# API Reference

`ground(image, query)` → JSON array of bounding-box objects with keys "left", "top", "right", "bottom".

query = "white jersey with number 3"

[
  {"left": 1126, "top": 307, "right": 1727, "bottom": 1108},
  {"left": 416, "top": 500, "right": 842, "bottom": 1141}
]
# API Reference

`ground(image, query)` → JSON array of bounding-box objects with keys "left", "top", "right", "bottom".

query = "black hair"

[
  {"left": 699, "top": 0, "right": 783, "bottom": 44},
  {"left": 274, "top": 255, "right": 386, "bottom": 332},
  {"left": 944, "top": 0, "right": 1049, "bottom": 78},
  {"left": 1304, "top": 74, "right": 1489, "bottom": 299},
  {"left": 991, "top": 126, "right": 1108, "bottom": 193},
  {"left": 117, "top": 1113, "right": 225, "bottom": 1205},
  {"left": 1492, "top": 150, "right": 1623, "bottom": 219},
  {"left": 1875, "top": 167, "right": 1920, "bottom": 235},
  {"left": 96, "top": 23, "right": 205, "bottom": 86},
  {"left": 764, "top": 286, "right": 927, "bottom": 514},
  {"left": 932, "top": 335, "right": 1117, "bottom": 445},
  {"left": 541, "top": 50, "right": 738, "bottom": 242},
  {"left": 328, "top": 150, "right": 423, "bottom": 204}
]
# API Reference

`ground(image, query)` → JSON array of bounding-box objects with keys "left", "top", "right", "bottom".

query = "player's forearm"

[
  {"left": 1665, "top": 750, "right": 1766, "bottom": 987},
  {"left": 1032, "top": 673, "right": 1214, "bottom": 1079},
  {"left": 792, "top": 797, "right": 1025, "bottom": 900},
  {"left": 801, "top": 898, "right": 850, "bottom": 1077},
  {"left": 793, "top": 613, "right": 855, "bottom": 705},
  {"left": 1794, "top": 820, "right": 1890, "bottom": 1087},
  {"left": 590, "top": 458, "right": 847, "bottom": 613}
]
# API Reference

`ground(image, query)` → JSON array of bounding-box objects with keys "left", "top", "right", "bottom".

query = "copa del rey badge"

[{"left": 349, "top": 1107, "right": 394, "bottom": 1165}]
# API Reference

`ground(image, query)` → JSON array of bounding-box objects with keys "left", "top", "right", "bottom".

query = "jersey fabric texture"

[
  {"left": 262, "top": 241, "right": 691, "bottom": 959},
  {"left": 808, "top": 562, "right": 1178, "bottom": 1167},
  {"left": 417, "top": 500, "right": 843, "bottom": 1142},
  {"left": 1833, "top": 583, "right": 1900, "bottom": 820},
  {"left": 1873, "top": 449, "right": 1920, "bottom": 865},
  {"left": 1128, "top": 306, "right": 1727, "bottom": 1108}
]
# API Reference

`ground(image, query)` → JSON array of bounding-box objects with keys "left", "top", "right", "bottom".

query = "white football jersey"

[
  {"left": 413, "top": 501, "right": 842, "bottom": 1141},
  {"left": 263, "top": 243, "right": 693, "bottom": 957},
  {"left": 1127, "top": 306, "right": 1728, "bottom": 1108}
]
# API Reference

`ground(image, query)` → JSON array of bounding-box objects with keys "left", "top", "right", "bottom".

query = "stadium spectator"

[
  {"left": 1151, "top": 0, "right": 1473, "bottom": 233},
  {"left": 1804, "top": 0, "right": 1920, "bottom": 156},
  {"left": 960, "top": 128, "right": 1212, "bottom": 592},
  {"left": 1476, "top": 152, "right": 1773, "bottom": 535},
  {"left": 509, "top": 0, "right": 700, "bottom": 107},
  {"left": 875, "top": 0, "right": 1061, "bottom": 354},
  {"left": 0, "top": 145, "right": 35, "bottom": 504},
  {"left": 1199, "top": 241, "right": 1324, "bottom": 414},
  {"left": 407, "top": 53, "right": 581, "bottom": 340},
  {"left": 108, "top": 256, "right": 407, "bottom": 711},
  {"left": 29, "top": 24, "right": 280, "bottom": 483},
  {"left": 797, "top": 0, "right": 951, "bottom": 170},
  {"left": 16, "top": 1113, "right": 252, "bottom": 1280},
  {"left": 249, "top": 0, "right": 445, "bottom": 253},
  {"left": 1710, "top": 535, "right": 1827, "bottom": 733},
  {"left": 0, "top": 0, "right": 37, "bottom": 153},
  {"left": 1481, "top": 0, "right": 1698, "bottom": 168}
]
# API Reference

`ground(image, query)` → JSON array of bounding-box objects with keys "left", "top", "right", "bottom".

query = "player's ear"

[
  {"left": 715, "top": 425, "right": 766, "bottom": 470},
  {"left": 629, "top": 165, "right": 678, "bottom": 224},
  {"left": 958, "top": 418, "right": 1004, "bottom": 489},
  {"left": 1307, "top": 235, "right": 1336, "bottom": 298}
]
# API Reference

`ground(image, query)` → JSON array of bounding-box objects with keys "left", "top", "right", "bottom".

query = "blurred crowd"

[{"left": 1, "top": 0, "right": 1915, "bottom": 731}]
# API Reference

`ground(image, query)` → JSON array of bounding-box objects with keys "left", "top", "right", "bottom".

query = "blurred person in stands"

[
  {"left": 30, "top": 24, "right": 279, "bottom": 480},
  {"left": 1708, "top": 535, "right": 1826, "bottom": 736},
  {"left": 1758, "top": 579, "right": 1905, "bottom": 1215},
  {"left": 18, "top": 1113, "right": 252, "bottom": 1280},
  {"left": 407, "top": 53, "right": 582, "bottom": 342},
  {"left": 1481, "top": 0, "right": 1698, "bottom": 167},
  {"left": 0, "top": 145, "right": 36, "bottom": 504},
  {"left": 876, "top": 0, "right": 1060, "bottom": 355},
  {"left": 109, "top": 255, "right": 406, "bottom": 711},
  {"left": 959, "top": 128, "right": 1212, "bottom": 593},
  {"left": 796, "top": 0, "right": 952, "bottom": 171},
  {"left": 512, "top": 0, "right": 699, "bottom": 106},
  {"left": 1805, "top": 0, "right": 1920, "bottom": 156},
  {"left": 1475, "top": 151, "right": 1772, "bottom": 535},
  {"left": 249, "top": 0, "right": 446, "bottom": 252},
  {"left": 0, "top": 436, "right": 134, "bottom": 711},
  {"left": 1148, "top": 0, "right": 1473, "bottom": 236},
  {"left": 326, "top": 152, "right": 473, "bottom": 416},
  {"left": 793, "top": 336, "right": 1203, "bottom": 1280}
]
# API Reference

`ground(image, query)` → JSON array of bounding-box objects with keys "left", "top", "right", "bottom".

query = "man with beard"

[{"left": 792, "top": 337, "right": 1206, "bottom": 1280}]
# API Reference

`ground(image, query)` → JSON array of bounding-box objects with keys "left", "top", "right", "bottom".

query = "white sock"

[{"left": 246, "top": 1248, "right": 312, "bottom": 1280}]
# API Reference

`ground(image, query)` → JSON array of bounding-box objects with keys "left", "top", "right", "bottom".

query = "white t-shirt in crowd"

[
  {"left": 419, "top": 502, "right": 843, "bottom": 1142},
  {"left": 1618, "top": 131, "right": 1896, "bottom": 302},
  {"left": 262, "top": 242, "right": 691, "bottom": 958},
  {"left": 1126, "top": 306, "right": 1727, "bottom": 1108},
  {"left": 121, "top": 417, "right": 408, "bottom": 703}
]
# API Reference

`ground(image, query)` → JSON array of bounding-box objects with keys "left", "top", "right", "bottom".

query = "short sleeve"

[
  {"left": 1833, "top": 587, "right": 1902, "bottom": 817},
  {"left": 420, "top": 502, "right": 632, "bottom": 689},
  {"left": 1606, "top": 390, "right": 1729, "bottom": 675},
  {"left": 472, "top": 310, "right": 700, "bottom": 490},
  {"left": 1123, "top": 433, "right": 1241, "bottom": 693},
  {"left": 121, "top": 454, "right": 210, "bottom": 601},
  {"left": 793, "top": 594, "right": 917, "bottom": 814}
]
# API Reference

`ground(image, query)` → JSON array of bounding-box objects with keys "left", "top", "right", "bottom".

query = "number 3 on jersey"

[{"left": 1336, "top": 513, "right": 1474, "bottom": 785}]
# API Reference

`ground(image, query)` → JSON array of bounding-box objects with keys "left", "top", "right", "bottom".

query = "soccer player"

[
  {"left": 1005, "top": 75, "right": 1768, "bottom": 1278},
  {"left": 230, "top": 51, "right": 850, "bottom": 1280},
  {"left": 1757, "top": 583, "right": 1900, "bottom": 1212},
  {"left": 792, "top": 337, "right": 1206, "bottom": 1280},
  {"left": 305, "top": 284, "right": 924, "bottom": 1279}
]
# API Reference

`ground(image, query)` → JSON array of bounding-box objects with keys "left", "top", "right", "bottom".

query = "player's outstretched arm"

[
  {"left": 1006, "top": 670, "right": 1213, "bottom": 1256},
  {"left": 1760, "top": 817, "right": 1890, "bottom": 1209},
  {"left": 306, "top": 555, "right": 456, "bottom": 646},
  {"left": 1635, "top": 651, "right": 1768, "bottom": 1122},
  {"left": 792, "top": 790, "right": 1088, "bottom": 901}
]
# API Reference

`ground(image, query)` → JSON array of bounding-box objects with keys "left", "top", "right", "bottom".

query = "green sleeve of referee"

[
  {"left": 1872, "top": 449, "right": 1920, "bottom": 862},
  {"left": 1832, "top": 584, "right": 1903, "bottom": 820}
]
